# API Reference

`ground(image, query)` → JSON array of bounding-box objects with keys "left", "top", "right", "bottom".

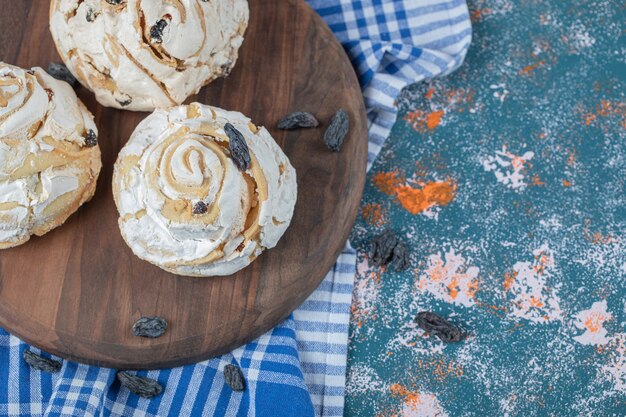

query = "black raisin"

[
  {"left": 277, "top": 112, "right": 319, "bottom": 130},
  {"left": 85, "top": 129, "right": 98, "bottom": 147},
  {"left": 117, "top": 371, "right": 163, "bottom": 398},
  {"left": 224, "top": 364, "right": 246, "bottom": 391},
  {"left": 369, "top": 229, "right": 399, "bottom": 267},
  {"left": 324, "top": 109, "right": 349, "bottom": 152},
  {"left": 224, "top": 123, "right": 251, "bottom": 171},
  {"left": 23, "top": 350, "right": 62, "bottom": 373},
  {"left": 47, "top": 62, "right": 77, "bottom": 87},
  {"left": 370, "top": 229, "right": 411, "bottom": 271},
  {"left": 150, "top": 19, "right": 168, "bottom": 44},
  {"left": 132, "top": 317, "right": 168, "bottom": 338},
  {"left": 192, "top": 201, "right": 208, "bottom": 215},
  {"left": 105, "top": 0, "right": 124, "bottom": 5},
  {"left": 391, "top": 240, "right": 410, "bottom": 272},
  {"left": 415, "top": 312, "right": 465, "bottom": 343}
]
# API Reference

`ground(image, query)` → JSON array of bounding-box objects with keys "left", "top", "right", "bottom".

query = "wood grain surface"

[{"left": 0, "top": 0, "right": 367, "bottom": 369}]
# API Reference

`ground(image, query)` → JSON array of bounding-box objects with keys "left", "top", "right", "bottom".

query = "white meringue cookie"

[
  {"left": 113, "top": 103, "right": 297, "bottom": 276},
  {"left": 0, "top": 62, "right": 102, "bottom": 248},
  {"left": 49, "top": 0, "right": 249, "bottom": 111}
]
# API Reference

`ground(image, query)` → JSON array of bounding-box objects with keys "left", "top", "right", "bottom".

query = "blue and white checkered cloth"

[{"left": 0, "top": 1, "right": 470, "bottom": 416}]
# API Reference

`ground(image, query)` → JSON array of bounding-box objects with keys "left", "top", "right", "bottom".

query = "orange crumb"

[
  {"left": 583, "top": 221, "right": 618, "bottom": 245},
  {"left": 362, "top": 203, "right": 386, "bottom": 227},
  {"left": 584, "top": 316, "right": 603, "bottom": 333},
  {"left": 471, "top": 8, "right": 490, "bottom": 21},
  {"left": 532, "top": 252, "right": 551, "bottom": 275},
  {"left": 503, "top": 271, "right": 517, "bottom": 291},
  {"left": 394, "top": 180, "right": 456, "bottom": 215},
  {"left": 390, "top": 384, "right": 428, "bottom": 410},
  {"left": 447, "top": 276, "right": 460, "bottom": 300},
  {"left": 582, "top": 310, "right": 612, "bottom": 334},
  {"left": 519, "top": 61, "right": 545, "bottom": 76},
  {"left": 583, "top": 100, "right": 626, "bottom": 129},
  {"left": 419, "top": 356, "right": 464, "bottom": 382},
  {"left": 591, "top": 232, "right": 616, "bottom": 245},
  {"left": 423, "top": 258, "right": 446, "bottom": 288},
  {"left": 426, "top": 110, "right": 444, "bottom": 129},
  {"left": 531, "top": 175, "right": 545, "bottom": 186},
  {"left": 373, "top": 171, "right": 403, "bottom": 195},
  {"left": 474, "top": 302, "right": 509, "bottom": 319},
  {"left": 404, "top": 109, "right": 444, "bottom": 132},
  {"left": 598, "top": 100, "right": 613, "bottom": 117},
  {"left": 562, "top": 179, "right": 572, "bottom": 187},
  {"left": 389, "top": 384, "right": 409, "bottom": 397},
  {"left": 425, "top": 87, "right": 435, "bottom": 100},
  {"left": 467, "top": 279, "right": 479, "bottom": 299},
  {"left": 511, "top": 155, "right": 528, "bottom": 170},
  {"left": 583, "top": 113, "right": 597, "bottom": 125}
]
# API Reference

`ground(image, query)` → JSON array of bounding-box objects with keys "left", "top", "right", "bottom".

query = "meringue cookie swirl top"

[
  {"left": 113, "top": 103, "right": 297, "bottom": 277},
  {"left": 49, "top": 0, "right": 249, "bottom": 111},
  {"left": 0, "top": 62, "right": 102, "bottom": 248}
]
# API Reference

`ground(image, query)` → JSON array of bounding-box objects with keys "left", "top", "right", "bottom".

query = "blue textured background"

[{"left": 345, "top": 0, "right": 625, "bottom": 415}]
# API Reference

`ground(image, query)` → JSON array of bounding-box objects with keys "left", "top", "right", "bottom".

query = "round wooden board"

[{"left": 0, "top": 0, "right": 367, "bottom": 369}]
